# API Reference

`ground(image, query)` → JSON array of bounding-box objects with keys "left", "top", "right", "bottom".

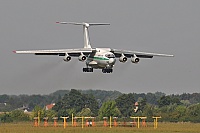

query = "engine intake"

[
  {"left": 63, "top": 54, "right": 71, "bottom": 62},
  {"left": 78, "top": 53, "right": 87, "bottom": 61},
  {"left": 131, "top": 54, "right": 140, "bottom": 63},
  {"left": 119, "top": 54, "right": 127, "bottom": 63}
]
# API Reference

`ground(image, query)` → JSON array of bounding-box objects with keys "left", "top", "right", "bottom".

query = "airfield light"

[
  {"left": 140, "top": 117, "right": 147, "bottom": 127},
  {"left": 137, "top": 117, "right": 140, "bottom": 128},
  {"left": 52, "top": 117, "right": 58, "bottom": 127},
  {"left": 85, "top": 118, "right": 89, "bottom": 127},
  {"left": 60, "top": 116, "right": 69, "bottom": 129},
  {"left": 73, "top": 117, "right": 77, "bottom": 127},
  {"left": 43, "top": 117, "right": 48, "bottom": 127},
  {"left": 74, "top": 117, "right": 84, "bottom": 128},
  {"left": 110, "top": 116, "right": 112, "bottom": 128},
  {"left": 38, "top": 111, "right": 40, "bottom": 126},
  {"left": 33, "top": 117, "right": 38, "bottom": 127},
  {"left": 130, "top": 117, "right": 147, "bottom": 128},
  {"left": 122, "top": 117, "right": 127, "bottom": 127},
  {"left": 92, "top": 117, "right": 96, "bottom": 127},
  {"left": 113, "top": 117, "right": 118, "bottom": 127},
  {"left": 152, "top": 116, "right": 161, "bottom": 129},
  {"left": 103, "top": 117, "right": 108, "bottom": 127},
  {"left": 84, "top": 117, "right": 96, "bottom": 127},
  {"left": 131, "top": 117, "right": 137, "bottom": 127},
  {"left": 72, "top": 113, "right": 74, "bottom": 126},
  {"left": 82, "top": 116, "right": 84, "bottom": 128}
]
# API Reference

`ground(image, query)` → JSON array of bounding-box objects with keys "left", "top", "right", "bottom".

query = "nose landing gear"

[{"left": 83, "top": 68, "right": 93, "bottom": 72}]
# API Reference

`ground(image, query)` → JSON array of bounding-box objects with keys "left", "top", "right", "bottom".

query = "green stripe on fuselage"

[{"left": 89, "top": 56, "right": 109, "bottom": 61}]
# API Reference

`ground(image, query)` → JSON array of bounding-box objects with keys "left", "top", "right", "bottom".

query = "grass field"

[{"left": 0, "top": 122, "right": 200, "bottom": 133}]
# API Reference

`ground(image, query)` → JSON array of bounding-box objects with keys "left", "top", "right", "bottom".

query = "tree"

[
  {"left": 77, "top": 108, "right": 92, "bottom": 116},
  {"left": 81, "top": 90, "right": 122, "bottom": 103},
  {"left": 115, "top": 93, "right": 135, "bottom": 117},
  {"left": 186, "top": 104, "right": 200, "bottom": 122},
  {"left": 142, "top": 104, "right": 154, "bottom": 121},
  {"left": 157, "top": 96, "right": 171, "bottom": 107},
  {"left": 175, "top": 105, "right": 186, "bottom": 121},
  {"left": 45, "top": 110, "right": 57, "bottom": 121},
  {"left": 0, "top": 113, "right": 13, "bottom": 123},
  {"left": 138, "top": 97, "right": 147, "bottom": 111},
  {"left": 32, "top": 105, "right": 46, "bottom": 120},
  {"left": 0, "top": 94, "right": 9, "bottom": 103},
  {"left": 10, "top": 110, "right": 29, "bottom": 121},
  {"left": 146, "top": 93, "right": 157, "bottom": 105},
  {"left": 98, "top": 101, "right": 121, "bottom": 119},
  {"left": 170, "top": 95, "right": 182, "bottom": 105},
  {"left": 52, "top": 89, "right": 99, "bottom": 116}
]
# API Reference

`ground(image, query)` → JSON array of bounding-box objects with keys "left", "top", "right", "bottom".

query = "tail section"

[
  {"left": 83, "top": 23, "right": 91, "bottom": 48},
  {"left": 56, "top": 22, "right": 110, "bottom": 48}
]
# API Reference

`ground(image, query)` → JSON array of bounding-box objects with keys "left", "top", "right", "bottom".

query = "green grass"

[{"left": 0, "top": 122, "right": 200, "bottom": 133}]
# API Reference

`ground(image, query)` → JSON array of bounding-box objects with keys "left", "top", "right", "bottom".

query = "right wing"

[
  {"left": 13, "top": 48, "right": 93, "bottom": 57},
  {"left": 111, "top": 49, "right": 174, "bottom": 58}
]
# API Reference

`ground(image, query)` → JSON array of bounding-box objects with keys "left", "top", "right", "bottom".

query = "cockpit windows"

[{"left": 105, "top": 54, "right": 115, "bottom": 58}]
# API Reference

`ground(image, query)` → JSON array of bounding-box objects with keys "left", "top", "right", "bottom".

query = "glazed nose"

[{"left": 109, "top": 58, "right": 116, "bottom": 64}]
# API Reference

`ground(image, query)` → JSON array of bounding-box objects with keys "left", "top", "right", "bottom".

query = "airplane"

[{"left": 13, "top": 22, "right": 174, "bottom": 73}]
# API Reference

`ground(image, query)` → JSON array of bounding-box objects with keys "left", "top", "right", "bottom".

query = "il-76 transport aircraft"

[{"left": 14, "top": 22, "right": 173, "bottom": 73}]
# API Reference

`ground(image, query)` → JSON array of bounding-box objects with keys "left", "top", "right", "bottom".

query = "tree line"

[{"left": 0, "top": 89, "right": 200, "bottom": 122}]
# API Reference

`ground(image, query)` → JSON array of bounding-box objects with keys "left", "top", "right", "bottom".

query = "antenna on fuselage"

[{"left": 56, "top": 22, "right": 110, "bottom": 48}]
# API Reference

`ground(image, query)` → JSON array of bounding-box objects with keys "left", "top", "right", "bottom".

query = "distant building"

[
  {"left": 17, "top": 105, "right": 31, "bottom": 112},
  {"left": 0, "top": 103, "right": 6, "bottom": 108},
  {"left": 45, "top": 103, "right": 55, "bottom": 110}
]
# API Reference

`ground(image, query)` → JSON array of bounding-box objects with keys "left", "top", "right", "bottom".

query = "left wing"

[
  {"left": 13, "top": 48, "right": 93, "bottom": 57},
  {"left": 111, "top": 49, "right": 174, "bottom": 58}
]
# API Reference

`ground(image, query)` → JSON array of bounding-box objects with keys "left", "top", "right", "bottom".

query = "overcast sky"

[{"left": 0, "top": 0, "right": 200, "bottom": 95}]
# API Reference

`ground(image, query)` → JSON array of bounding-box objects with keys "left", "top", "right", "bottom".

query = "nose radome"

[{"left": 109, "top": 58, "right": 116, "bottom": 64}]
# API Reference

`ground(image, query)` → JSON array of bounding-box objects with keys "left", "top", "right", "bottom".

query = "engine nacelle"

[
  {"left": 119, "top": 54, "right": 127, "bottom": 63},
  {"left": 63, "top": 54, "right": 71, "bottom": 62},
  {"left": 131, "top": 54, "right": 140, "bottom": 63},
  {"left": 78, "top": 54, "right": 87, "bottom": 62}
]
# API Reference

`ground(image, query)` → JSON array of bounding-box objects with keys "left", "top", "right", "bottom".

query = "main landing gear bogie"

[{"left": 102, "top": 68, "right": 113, "bottom": 73}]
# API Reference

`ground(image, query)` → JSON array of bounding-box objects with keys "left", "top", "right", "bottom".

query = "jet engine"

[
  {"left": 63, "top": 54, "right": 71, "bottom": 62},
  {"left": 119, "top": 54, "right": 127, "bottom": 63},
  {"left": 78, "top": 53, "right": 87, "bottom": 61},
  {"left": 131, "top": 54, "right": 140, "bottom": 63}
]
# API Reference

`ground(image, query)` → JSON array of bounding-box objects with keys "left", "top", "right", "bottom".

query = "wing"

[
  {"left": 111, "top": 49, "right": 174, "bottom": 58},
  {"left": 13, "top": 48, "right": 93, "bottom": 57}
]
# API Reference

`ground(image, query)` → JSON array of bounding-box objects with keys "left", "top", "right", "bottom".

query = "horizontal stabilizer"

[{"left": 56, "top": 22, "right": 110, "bottom": 27}]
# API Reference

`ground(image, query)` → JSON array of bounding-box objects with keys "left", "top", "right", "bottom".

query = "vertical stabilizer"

[
  {"left": 56, "top": 22, "right": 110, "bottom": 48},
  {"left": 83, "top": 23, "right": 91, "bottom": 48}
]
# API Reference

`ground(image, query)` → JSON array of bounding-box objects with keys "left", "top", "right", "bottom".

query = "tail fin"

[{"left": 56, "top": 22, "right": 110, "bottom": 48}]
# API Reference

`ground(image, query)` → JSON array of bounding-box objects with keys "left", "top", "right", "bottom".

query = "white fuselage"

[{"left": 86, "top": 48, "right": 116, "bottom": 69}]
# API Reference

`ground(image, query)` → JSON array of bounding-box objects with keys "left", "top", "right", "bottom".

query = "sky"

[{"left": 0, "top": 0, "right": 200, "bottom": 95}]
